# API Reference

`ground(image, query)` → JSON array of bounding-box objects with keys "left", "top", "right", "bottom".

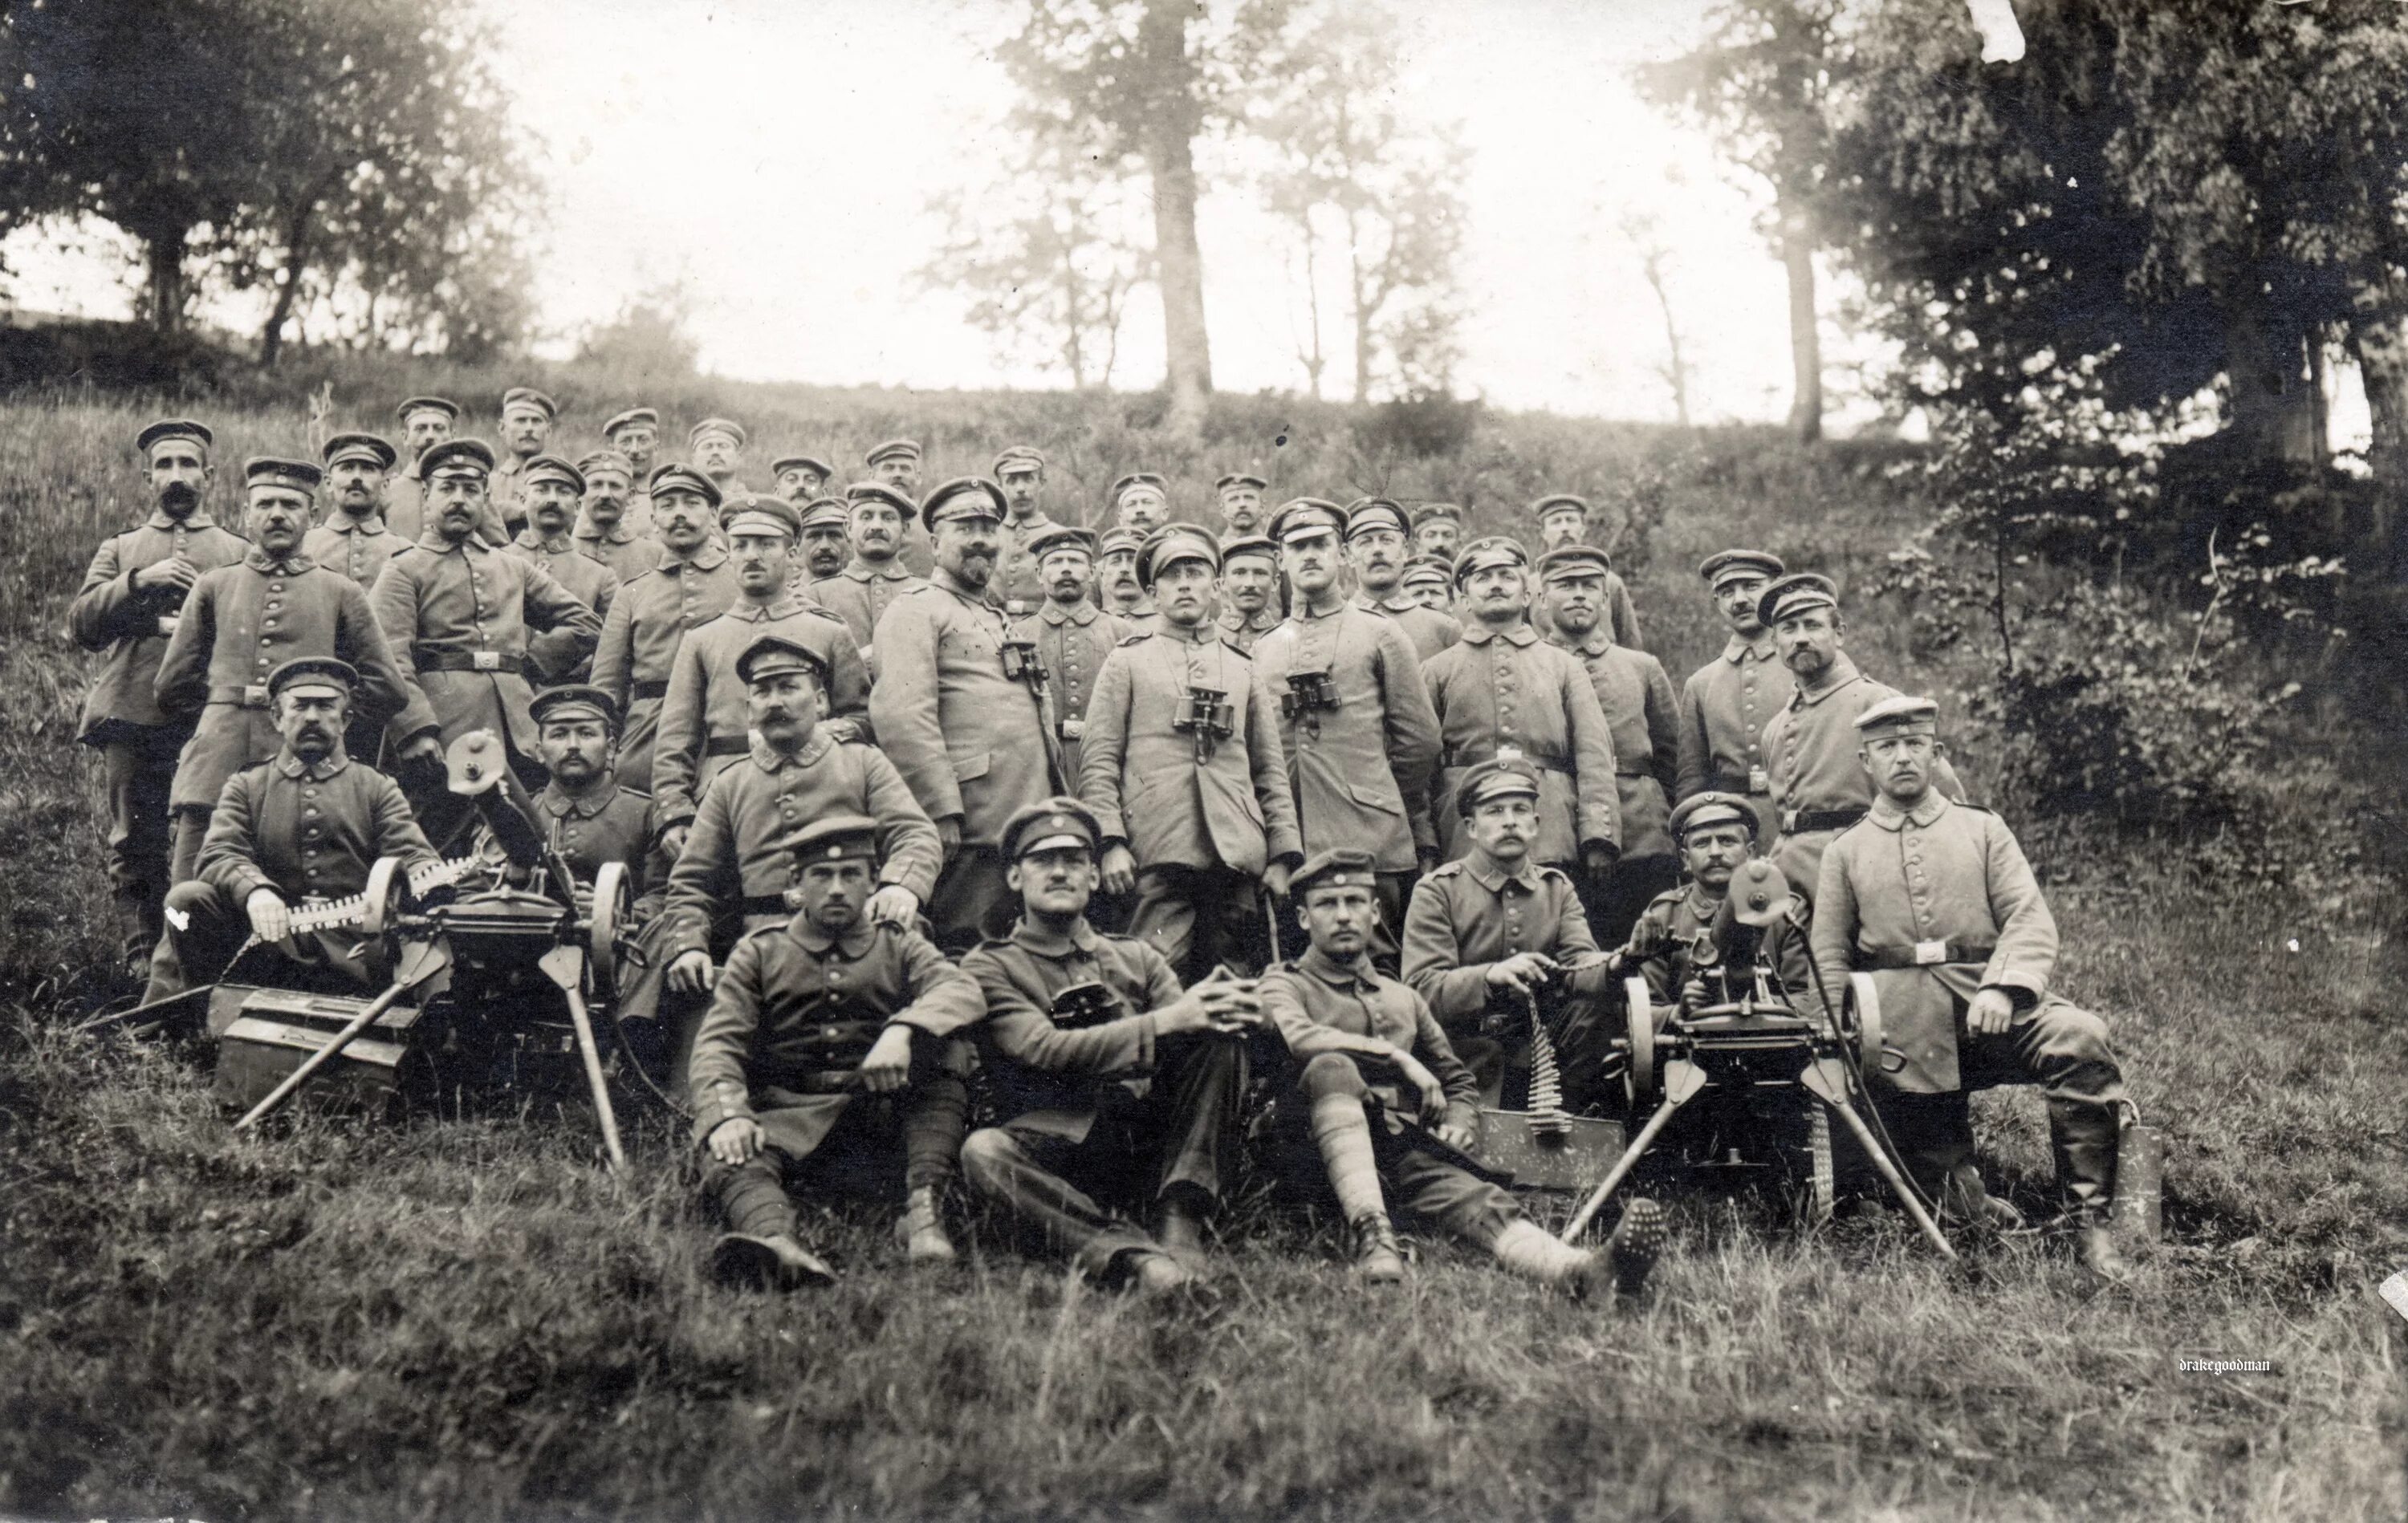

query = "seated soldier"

[
  {"left": 148, "top": 657, "right": 437, "bottom": 1001},
  {"left": 1262, "top": 849, "right": 1663, "bottom": 1297},
  {"left": 689, "top": 814, "right": 988, "bottom": 1290},
  {"left": 1617, "top": 790, "right": 1815, "bottom": 1017},
  {"left": 1401, "top": 759, "right": 1617, "bottom": 1112},
  {"left": 958, "top": 798, "right": 1264, "bottom": 1296},
  {"left": 1812, "top": 697, "right": 2129, "bottom": 1276},
  {"left": 511, "top": 685, "right": 664, "bottom": 911}
]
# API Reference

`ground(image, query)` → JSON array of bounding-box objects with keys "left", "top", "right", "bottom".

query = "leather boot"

[
  {"left": 895, "top": 1185, "right": 957, "bottom": 1265},
  {"left": 711, "top": 1233, "right": 836, "bottom": 1291},
  {"left": 1604, "top": 1196, "right": 1667, "bottom": 1298},
  {"left": 1347, "top": 1213, "right": 1406, "bottom": 1285},
  {"left": 1125, "top": 1247, "right": 1194, "bottom": 1298},
  {"left": 1155, "top": 1185, "right": 1210, "bottom": 1267}
]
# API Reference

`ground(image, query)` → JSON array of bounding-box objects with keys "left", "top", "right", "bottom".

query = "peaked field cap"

[
  {"left": 266, "top": 655, "right": 357, "bottom": 697},
  {"left": 1536, "top": 545, "right": 1614, "bottom": 583},
  {"left": 522, "top": 454, "right": 586, "bottom": 492},
  {"left": 244, "top": 457, "right": 323, "bottom": 493},
  {"left": 1453, "top": 535, "right": 1529, "bottom": 585},
  {"left": 798, "top": 497, "right": 852, "bottom": 531},
  {"left": 500, "top": 386, "right": 557, "bottom": 420},
  {"left": 735, "top": 632, "right": 829, "bottom": 685},
  {"left": 689, "top": 416, "right": 747, "bottom": 447},
  {"left": 1291, "top": 847, "right": 1380, "bottom": 898},
  {"left": 136, "top": 417, "right": 214, "bottom": 455},
  {"left": 724, "top": 497, "right": 803, "bottom": 538},
  {"left": 993, "top": 445, "right": 1046, "bottom": 474},
  {"left": 1529, "top": 492, "right": 1592, "bottom": 518},
  {"left": 321, "top": 433, "right": 397, "bottom": 471},
  {"left": 530, "top": 684, "right": 620, "bottom": 733},
  {"left": 421, "top": 437, "right": 498, "bottom": 477},
  {"left": 1096, "top": 527, "right": 1144, "bottom": 558},
  {"left": 1136, "top": 523, "right": 1221, "bottom": 587},
  {"left": 923, "top": 477, "right": 1008, "bottom": 524},
  {"left": 1410, "top": 501, "right": 1463, "bottom": 526},
  {"left": 791, "top": 812, "right": 883, "bottom": 865},
  {"left": 1220, "top": 534, "right": 1279, "bottom": 567},
  {"left": 1215, "top": 472, "right": 1268, "bottom": 493},
  {"left": 1668, "top": 790, "right": 1759, "bottom": 839},
  {"left": 1343, "top": 498, "right": 1410, "bottom": 540},
  {"left": 865, "top": 438, "right": 922, "bottom": 465},
  {"left": 771, "top": 453, "right": 833, "bottom": 479},
  {"left": 1002, "top": 797, "right": 1102, "bottom": 860},
  {"left": 602, "top": 407, "right": 659, "bottom": 436},
  {"left": 1758, "top": 571, "right": 1840, "bottom": 628},
  {"left": 577, "top": 448, "right": 635, "bottom": 478},
  {"left": 1267, "top": 497, "right": 1348, "bottom": 542},
  {"left": 393, "top": 396, "right": 458, "bottom": 424},
  {"left": 1027, "top": 524, "right": 1097, "bottom": 562},
  {"left": 1699, "top": 548, "right": 1785, "bottom": 587},
  {"left": 844, "top": 481, "right": 919, "bottom": 521},
  {"left": 1111, "top": 470, "right": 1169, "bottom": 502},
  {"left": 648, "top": 462, "right": 723, "bottom": 507},
  {"left": 1400, "top": 555, "right": 1452, "bottom": 589},
  {"left": 1456, "top": 757, "right": 1543, "bottom": 815},
  {"left": 1854, "top": 693, "right": 1940, "bottom": 738}
]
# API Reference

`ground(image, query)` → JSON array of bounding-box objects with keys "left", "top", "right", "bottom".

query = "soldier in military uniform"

[
  {"left": 1524, "top": 494, "right": 1641, "bottom": 649},
  {"left": 148, "top": 657, "right": 437, "bottom": 1001},
  {"left": 992, "top": 445, "right": 1058, "bottom": 616},
  {"left": 1539, "top": 545, "right": 1682, "bottom": 944},
  {"left": 811, "top": 481, "right": 925, "bottom": 659},
  {"left": 1214, "top": 472, "right": 1268, "bottom": 542},
  {"left": 651, "top": 497, "right": 872, "bottom": 847},
  {"left": 1080, "top": 525, "right": 1303, "bottom": 983},
  {"left": 1095, "top": 526, "right": 1156, "bottom": 627},
  {"left": 591, "top": 465, "right": 738, "bottom": 792},
  {"left": 1400, "top": 555, "right": 1454, "bottom": 612},
  {"left": 571, "top": 449, "right": 664, "bottom": 587},
  {"left": 869, "top": 477, "right": 1060, "bottom": 952},
  {"left": 1344, "top": 497, "right": 1462, "bottom": 661},
  {"left": 519, "top": 684, "right": 663, "bottom": 906},
  {"left": 771, "top": 453, "right": 832, "bottom": 506},
  {"left": 504, "top": 456, "right": 621, "bottom": 687},
  {"left": 303, "top": 433, "right": 411, "bottom": 591},
  {"left": 1812, "top": 697, "right": 2128, "bottom": 1275},
  {"left": 958, "top": 798, "right": 1265, "bottom": 1294},
  {"left": 1010, "top": 525, "right": 1128, "bottom": 788},
  {"left": 490, "top": 386, "right": 558, "bottom": 541},
  {"left": 865, "top": 439, "right": 933, "bottom": 576},
  {"left": 1409, "top": 502, "right": 1463, "bottom": 564},
  {"left": 1674, "top": 550, "right": 1786, "bottom": 842},
  {"left": 1262, "top": 848, "right": 1662, "bottom": 1294},
  {"left": 690, "top": 416, "right": 751, "bottom": 511},
  {"left": 690, "top": 814, "right": 986, "bottom": 1289},
  {"left": 1617, "top": 791, "right": 1814, "bottom": 1014},
  {"left": 1421, "top": 537, "right": 1621, "bottom": 878},
  {"left": 597, "top": 407, "right": 661, "bottom": 538},
  {"left": 1109, "top": 471, "right": 1171, "bottom": 538},
  {"left": 1399, "top": 760, "right": 1617, "bottom": 1110},
  {"left": 1755, "top": 573, "right": 1961, "bottom": 905},
  {"left": 71, "top": 418, "right": 250, "bottom": 968},
  {"left": 1214, "top": 534, "right": 1283, "bottom": 653},
  {"left": 386, "top": 396, "right": 459, "bottom": 543},
  {"left": 794, "top": 498, "right": 854, "bottom": 586},
  {"left": 155, "top": 457, "right": 410, "bottom": 887},
  {"left": 1251, "top": 498, "right": 1441, "bottom": 954}
]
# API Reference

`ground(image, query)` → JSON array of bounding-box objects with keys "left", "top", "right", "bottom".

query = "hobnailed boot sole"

[
  {"left": 1605, "top": 1197, "right": 1667, "bottom": 1298},
  {"left": 712, "top": 1233, "right": 835, "bottom": 1291}
]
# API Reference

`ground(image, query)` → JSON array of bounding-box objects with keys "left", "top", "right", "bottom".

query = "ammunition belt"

[
  {"left": 630, "top": 680, "right": 671, "bottom": 701},
  {"left": 1781, "top": 806, "right": 1867, "bottom": 835},
  {"left": 412, "top": 647, "right": 522, "bottom": 675},
  {"left": 1442, "top": 744, "right": 1571, "bottom": 774},
  {"left": 1854, "top": 940, "right": 1995, "bottom": 970}
]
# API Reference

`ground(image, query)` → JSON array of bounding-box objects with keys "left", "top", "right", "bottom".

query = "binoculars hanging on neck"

[
  {"left": 1048, "top": 980, "right": 1124, "bottom": 1030},
  {"left": 1280, "top": 669, "right": 1338, "bottom": 717},
  {"left": 1173, "top": 686, "right": 1235, "bottom": 739},
  {"left": 1000, "top": 640, "right": 1045, "bottom": 686}
]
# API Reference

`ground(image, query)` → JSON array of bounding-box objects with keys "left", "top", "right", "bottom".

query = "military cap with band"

[
  {"left": 1668, "top": 790, "right": 1759, "bottom": 840},
  {"left": 602, "top": 407, "right": 659, "bottom": 438},
  {"left": 922, "top": 476, "right": 1008, "bottom": 525},
  {"left": 1411, "top": 502, "right": 1463, "bottom": 528},
  {"left": 244, "top": 457, "right": 323, "bottom": 493},
  {"left": 420, "top": 437, "right": 498, "bottom": 477},
  {"left": 844, "top": 480, "right": 920, "bottom": 522},
  {"left": 1529, "top": 492, "right": 1592, "bottom": 521},
  {"left": 266, "top": 655, "right": 358, "bottom": 698},
  {"left": 321, "top": 433, "right": 398, "bottom": 473},
  {"left": 393, "top": 396, "right": 459, "bottom": 424},
  {"left": 529, "top": 684, "right": 621, "bottom": 733},
  {"left": 1699, "top": 548, "right": 1785, "bottom": 588},
  {"left": 865, "top": 438, "right": 922, "bottom": 466},
  {"left": 1452, "top": 534, "right": 1529, "bottom": 586},
  {"left": 1136, "top": 523, "right": 1221, "bottom": 588},
  {"left": 791, "top": 813, "right": 883, "bottom": 866},
  {"left": 1096, "top": 527, "right": 1144, "bottom": 559},
  {"left": 734, "top": 632, "right": 830, "bottom": 686},
  {"left": 1291, "top": 847, "right": 1381, "bottom": 899},
  {"left": 1110, "top": 470, "right": 1169, "bottom": 506},
  {"left": 1758, "top": 571, "right": 1840, "bottom": 628},
  {"left": 1854, "top": 693, "right": 1940, "bottom": 739},
  {"left": 1455, "top": 757, "right": 1543, "bottom": 816},
  {"left": 1215, "top": 472, "right": 1268, "bottom": 493},
  {"left": 500, "top": 386, "right": 558, "bottom": 420},
  {"left": 521, "top": 454, "right": 587, "bottom": 493},
  {"left": 798, "top": 497, "right": 853, "bottom": 532},
  {"left": 1400, "top": 555, "right": 1453, "bottom": 590},
  {"left": 689, "top": 416, "right": 747, "bottom": 447},
  {"left": 649, "top": 462, "right": 723, "bottom": 509},
  {"left": 993, "top": 445, "right": 1047, "bottom": 475},
  {"left": 1267, "top": 496, "right": 1348, "bottom": 542},
  {"left": 1002, "top": 796, "right": 1103, "bottom": 860},
  {"left": 1344, "top": 498, "right": 1411, "bottom": 541},
  {"left": 1220, "top": 534, "right": 1279, "bottom": 567},
  {"left": 136, "top": 418, "right": 214, "bottom": 456},
  {"left": 724, "top": 496, "right": 803, "bottom": 538},
  {"left": 1027, "top": 524, "right": 1097, "bottom": 563},
  {"left": 576, "top": 448, "right": 635, "bottom": 481},
  {"left": 772, "top": 453, "right": 833, "bottom": 481},
  {"left": 1537, "top": 544, "right": 1615, "bottom": 583}
]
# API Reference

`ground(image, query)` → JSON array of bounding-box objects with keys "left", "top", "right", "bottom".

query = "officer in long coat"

[
  {"left": 155, "top": 457, "right": 409, "bottom": 886},
  {"left": 385, "top": 396, "right": 459, "bottom": 544},
  {"left": 1345, "top": 498, "right": 1461, "bottom": 662},
  {"left": 1811, "top": 697, "right": 2129, "bottom": 1276},
  {"left": 1009, "top": 525, "right": 1129, "bottom": 788},
  {"left": 70, "top": 418, "right": 250, "bottom": 966},
  {"left": 810, "top": 481, "right": 925, "bottom": 660},
  {"left": 504, "top": 455, "right": 622, "bottom": 687},
  {"left": 302, "top": 433, "right": 412, "bottom": 591},
  {"left": 1674, "top": 550, "right": 1787, "bottom": 840},
  {"left": 591, "top": 465, "right": 738, "bottom": 792}
]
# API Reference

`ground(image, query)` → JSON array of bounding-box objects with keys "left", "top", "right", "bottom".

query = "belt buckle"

[
  {"left": 242, "top": 684, "right": 270, "bottom": 708},
  {"left": 1748, "top": 766, "right": 1769, "bottom": 794},
  {"left": 1780, "top": 810, "right": 1800, "bottom": 834},
  {"left": 1006, "top": 599, "right": 1029, "bottom": 616},
  {"left": 1060, "top": 717, "right": 1084, "bottom": 741},
  {"left": 157, "top": 615, "right": 179, "bottom": 638},
  {"left": 472, "top": 650, "right": 502, "bottom": 672},
  {"left": 1496, "top": 744, "right": 1524, "bottom": 765},
  {"left": 1913, "top": 940, "right": 1948, "bottom": 965}
]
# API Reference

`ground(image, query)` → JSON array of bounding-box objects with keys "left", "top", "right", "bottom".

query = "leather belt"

[
  {"left": 209, "top": 684, "right": 276, "bottom": 709},
  {"left": 413, "top": 648, "right": 521, "bottom": 675},
  {"left": 704, "top": 735, "right": 750, "bottom": 757},
  {"left": 1714, "top": 770, "right": 1771, "bottom": 796},
  {"left": 1856, "top": 941, "right": 1996, "bottom": 970},
  {"left": 1782, "top": 806, "right": 1866, "bottom": 834},
  {"left": 1057, "top": 718, "right": 1086, "bottom": 741},
  {"left": 630, "top": 680, "right": 670, "bottom": 701},
  {"left": 1442, "top": 744, "right": 1571, "bottom": 774}
]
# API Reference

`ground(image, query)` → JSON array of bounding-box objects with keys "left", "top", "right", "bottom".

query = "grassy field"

[{"left": 2, "top": 368, "right": 2404, "bottom": 1520}]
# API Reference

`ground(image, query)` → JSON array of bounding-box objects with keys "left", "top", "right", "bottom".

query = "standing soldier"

[
  {"left": 1525, "top": 494, "right": 1641, "bottom": 649},
  {"left": 1080, "top": 524, "right": 1302, "bottom": 982},
  {"left": 1410, "top": 502, "right": 1464, "bottom": 564},
  {"left": 811, "top": 481, "right": 925, "bottom": 660},
  {"left": 1095, "top": 527, "right": 1156, "bottom": 627},
  {"left": 1675, "top": 550, "right": 1786, "bottom": 842},
  {"left": 1539, "top": 545, "right": 1682, "bottom": 944},
  {"left": 770, "top": 453, "right": 832, "bottom": 506},
  {"left": 71, "top": 418, "right": 249, "bottom": 969},
  {"left": 1214, "top": 472, "right": 1268, "bottom": 542},
  {"left": 650, "top": 495, "right": 873, "bottom": 848},
  {"left": 571, "top": 449, "right": 664, "bottom": 587},
  {"left": 871, "top": 477, "right": 1059, "bottom": 952},
  {"left": 867, "top": 440, "right": 932, "bottom": 576},
  {"left": 1109, "top": 471, "right": 1171, "bottom": 538},
  {"left": 154, "top": 457, "right": 409, "bottom": 887},
  {"left": 992, "top": 445, "right": 1057, "bottom": 617},
  {"left": 1755, "top": 573, "right": 1961, "bottom": 904},
  {"left": 1214, "top": 535, "right": 1283, "bottom": 653},
  {"left": 1400, "top": 555, "right": 1454, "bottom": 613},
  {"left": 958, "top": 798, "right": 1266, "bottom": 1292},
  {"left": 1345, "top": 497, "right": 1461, "bottom": 661},
  {"left": 303, "top": 433, "right": 411, "bottom": 590},
  {"left": 794, "top": 498, "right": 854, "bottom": 585},
  {"left": 1011, "top": 525, "right": 1127, "bottom": 788},
  {"left": 591, "top": 465, "right": 737, "bottom": 792},
  {"left": 599, "top": 407, "right": 661, "bottom": 537},
  {"left": 690, "top": 417, "right": 751, "bottom": 511},
  {"left": 1251, "top": 498, "right": 1442, "bottom": 949},
  {"left": 505, "top": 456, "right": 621, "bottom": 688},
  {"left": 490, "top": 387, "right": 558, "bottom": 541},
  {"left": 690, "top": 813, "right": 986, "bottom": 1289},
  {"left": 387, "top": 396, "right": 459, "bottom": 543},
  {"left": 1812, "top": 697, "right": 2129, "bottom": 1275},
  {"left": 1422, "top": 537, "right": 1620, "bottom": 880}
]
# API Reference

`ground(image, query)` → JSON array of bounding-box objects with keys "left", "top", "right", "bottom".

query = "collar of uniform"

[
  {"left": 1868, "top": 791, "right": 1948, "bottom": 831},
  {"left": 417, "top": 532, "right": 493, "bottom": 555},
  {"left": 1682, "top": 885, "right": 1723, "bottom": 923},
  {"left": 1723, "top": 632, "right": 1777, "bottom": 664},
  {"left": 1791, "top": 656, "right": 1865, "bottom": 709},
  {"left": 515, "top": 530, "right": 575, "bottom": 555},
  {"left": 1112, "top": 596, "right": 1157, "bottom": 617},
  {"left": 274, "top": 750, "right": 350, "bottom": 782},
  {"left": 1220, "top": 607, "right": 1275, "bottom": 632},
  {"left": 1462, "top": 850, "right": 1544, "bottom": 895},
  {"left": 323, "top": 513, "right": 388, "bottom": 536},
  {"left": 1296, "top": 944, "right": 1377, "bottom": 990},
  {"left": 726, "top": 595, "right": 808, "bottom": 623},
  {"left": 1162, "top": 619, "right": 1218, "bottom": 645},
  {"left": 842, "top": 558, "right": 911, "bottom": 583},
  {"left": 1040, "top": 600, "right": 1098, "bottom": 627},
  {"left": 1352, "top": 591, "right": 1414, "bottom": 615},
  {"left": 1007, "top": 511, "right": 1054, "bottom": 532},
  {"left": 576, "top": 523, "right": 639, "bottom": 546},
  {"left": 244, "top": 549, "right": 314, "bottom": 576},
  {"left": 665, "top": 543, "right": 728, "bottom": 573},
  {"left": 1007, "top": 914, "right": 1104, "bottom": 959},
  {"left": 539, "top": 781, "right": 616, "bottom": 820},
  {"left": 1459, "top": 622, "right": 1536, "bottom": 648},
  {"left": 790, "top": 919, "right": 879, "bottom": 956},
  {"left": 1548, "top": 628, "right": 1613, "bottom": 659},
  {"left": 144, "top": 506, "right": 219, "bottom": 532},
  {"left": 748, "top": 729, "right": 833, "bottom": 772}
]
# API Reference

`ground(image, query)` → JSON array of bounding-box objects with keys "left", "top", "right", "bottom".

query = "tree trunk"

[
  {"left": 1139, "top": 0, "right": 1211, "bottom": 436},
  {"left": 144, "top": 230, "right": 189, "bottom": 337},
  {"left": 2224, "top": 299, "right": 2322, "bottom": 468},
  {"left": 1780, "top": 209, "right": 1820, "bottom": 445},
  {"left": 1642, "top": 250, "right": 1691, "bottom": 428},
  {"left": 2346, "top": 275, "right": 2408, "bottom": 579}
]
